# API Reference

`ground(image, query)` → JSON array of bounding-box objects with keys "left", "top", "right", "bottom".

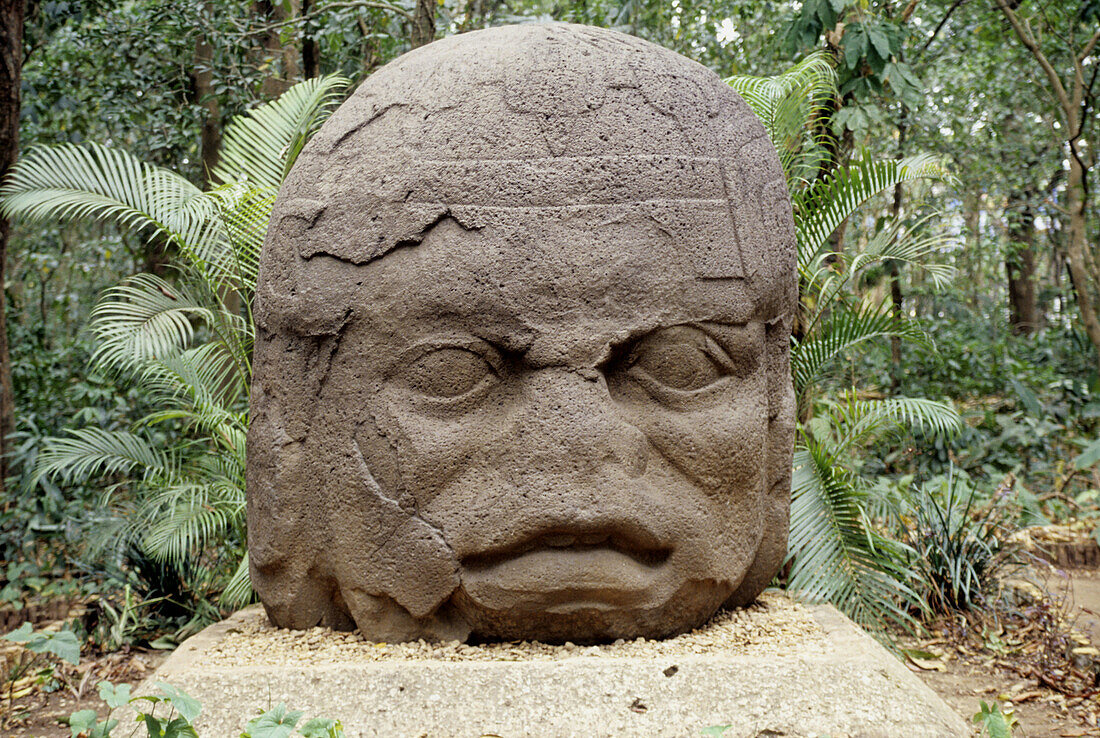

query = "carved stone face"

[{"left": 247, "top": 23, "right": 797, "bottom": 643}]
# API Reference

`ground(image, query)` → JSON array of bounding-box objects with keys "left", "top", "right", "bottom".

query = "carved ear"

[
  {"left": 247, "top": 329, "right": 351, "bottom": 629},
  {"left": 724, "top": 314, "right": 795, "bottom": 608},
  {"left": 765, "top": 314, "right": 793, "bottom": 421}
]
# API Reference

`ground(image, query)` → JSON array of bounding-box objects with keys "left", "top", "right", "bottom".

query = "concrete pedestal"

[{"left": 140, "top": 598, "right": 968, "bottom": 737}]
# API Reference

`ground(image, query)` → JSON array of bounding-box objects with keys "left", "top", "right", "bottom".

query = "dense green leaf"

[
  {"left": 1073, "top": 437, "right": 1100, "bottom": 469},
  {"left": 98, "top": 680, "right": 132, "bottom": 709},
  {"left": 242, "top": 703, "right": 304, "bottom": 738},
  {"left": 297, "top": 718, "right": 346, "bottom": 738},
  {"left": 3, "top": 623, "right": 81, "bottom": 664},
  {"left": 153, "top": 682, "right": 201, "bottom": 723},
  {"left": 68, "top": 709, "right": 98, "bottom": 738}
]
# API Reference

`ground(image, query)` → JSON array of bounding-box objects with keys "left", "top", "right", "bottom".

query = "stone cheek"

[{"left": 247, "top": 22, "right": 797, "bottom": 643}]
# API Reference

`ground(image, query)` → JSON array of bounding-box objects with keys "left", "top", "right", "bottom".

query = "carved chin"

[
  {"left": 338, "top": 576, "right": 735, "bottom": 645},
  {"left": 336, "top": 539, "right": 749, "bottom": 643},
  {"left": 451, "top": 578, "right": 735, "bottom": 644}
]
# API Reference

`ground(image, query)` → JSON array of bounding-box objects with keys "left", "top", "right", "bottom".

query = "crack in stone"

[
  {"left": 351, "top": 429, "right": 458, "bottom": 569},
  {"left": 388, "top": 210, "right": 480, "bottom": 256},
  {"left": 327, "top": 102, "right": 406, "bottom": 152},
  {"left": 310, "top": 307, "right": 352, "bottom": 402},
  {"left": 302, "top": 209, "right": 482, "bottom": 266}
]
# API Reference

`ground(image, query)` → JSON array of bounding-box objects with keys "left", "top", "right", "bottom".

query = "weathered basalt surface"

[{"left": 248, "top": 22, "right": 798, "bottom": 643}]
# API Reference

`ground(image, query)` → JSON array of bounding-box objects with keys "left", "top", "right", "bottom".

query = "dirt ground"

[
  {"left": 6, "top": 573, "right": 1100, "bottom": 736},
  {"left": 911, "top": 568, "right": 1100, "bottom": 737},
  {"left": 1, "top": 648, "right": 168, "bottom": 738},
  {"left": 917, "top": 650, "right": 1096, "bottom": 736}
]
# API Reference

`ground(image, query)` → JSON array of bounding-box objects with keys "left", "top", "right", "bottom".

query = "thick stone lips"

[
  {"left": 461, "top": 521, "right": 673, "bottom": 571},
  {"left": 459, "top": 520, "right": 677, "bottom": 612}
]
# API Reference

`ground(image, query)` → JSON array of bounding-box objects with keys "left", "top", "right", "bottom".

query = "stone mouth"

[{"left": 461, "top": 524, "right": 673, "bottom": 571}]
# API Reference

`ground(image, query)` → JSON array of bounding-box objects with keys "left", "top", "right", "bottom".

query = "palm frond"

[
  {"left": 794, "top": 152, "right": 951, "bottom": 273},
  {"left": 7, "top": 78, "right": 352, "bottom": 624},
  {"left": 806, "top": 215, "right": 956, "bottom": 303},
  {"left": 787, "top": 441, "right": 923, "bottom": 634},
  {"left": 727, "top": 51, "right": 837, "bottom": 186},
  {"left": 140, "top": 342, "right": 246, "bottom": 415},
  {"left": 0, "top": 142, "right": 263, "bottom": 309},
  {"left": 34, "top": 428, "right": 174, "bottom": 485},
  {"left": 792, "top": 298, "right": 931, "bottom": 402},
  {"left": 0, "top": 143, "right": 201, "bottom": 237},
  {"left": 162, "top": 181, "right": 275, "bottom": 300},
  {"left": 88, "top": 274, "right": 214, "bottom": 373},
  {"left": 859, "top": 216, "right": 956, "bottom": 289},
  {"left": 220, "top": 552, "right": 254, "bottom": 609},
  {"left": 139, "top": 480, "right": 244, "bottom": 566},
  {"left": 216, "top": 184, "right": 277, "bottom": 292},
  {"left": 826, "top": 395, "right": 962, "bottom": 451},
  {"left": 212, "top": 73, "right": 349, "bottom": 190}
]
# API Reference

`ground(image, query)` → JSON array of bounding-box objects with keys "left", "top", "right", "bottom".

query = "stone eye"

[
  {"left": 627, "top": 327, "right": 731, "bottom": 392},
  {"left": 405, "top": 347, "right": 498, "bottom": 399}
]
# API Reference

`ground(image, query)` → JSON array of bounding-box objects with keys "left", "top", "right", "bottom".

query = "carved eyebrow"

[
  {"left": 596, "top": 322, "right": 757, "bottom": 373},
  {"left": 389, "top": 335, "right": 505, "bottom": 377},
  {"left": 698, "top": 322, "right": 764, "bottom": 354}
]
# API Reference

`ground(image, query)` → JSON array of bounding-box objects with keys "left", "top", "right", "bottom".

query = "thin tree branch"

[
  {"left": 1078, "top": 26, "right": 1100, "bottom": 63},
  {"left": 921, "top": 0, "right": 965, "bottom": 53},
  {"left": 242, "top": 0, "right": 412, "bottom": 35},
  {"left": 1039, "top": 1, "right": 1073, "bottom": 50},
  {"left": 993, "top": 0, "right": 1072, "bottom": 117}
]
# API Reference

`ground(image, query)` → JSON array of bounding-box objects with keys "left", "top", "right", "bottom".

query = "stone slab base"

[{"left": 140, "top": 601, "right": 968, "bottom": 737}]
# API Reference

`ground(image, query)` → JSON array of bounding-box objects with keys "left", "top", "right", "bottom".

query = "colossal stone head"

[{"left": 247, "top": 22, "right": 797, "bottom": 643}]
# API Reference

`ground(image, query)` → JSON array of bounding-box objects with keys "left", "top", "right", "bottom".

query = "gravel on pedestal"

[{"left": 204, "top": 592, "right": 823, "bottom": 667}]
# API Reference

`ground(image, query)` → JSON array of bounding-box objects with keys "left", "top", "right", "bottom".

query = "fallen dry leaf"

[{"left": 909, "top": 656, "right": 946, "bottom": 671}]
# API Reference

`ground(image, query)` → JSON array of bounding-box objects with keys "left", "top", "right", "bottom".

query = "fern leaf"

[
  {"left": 213, "top": 73, "right": 349, "bottom": 190},
  {"left": 795, "top": 152, "right": 951, "bottom": 272}
]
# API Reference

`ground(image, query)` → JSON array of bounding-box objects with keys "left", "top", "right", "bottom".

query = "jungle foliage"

[{"left": 2, "top": 0, "right": 1100, "bottom": 645}]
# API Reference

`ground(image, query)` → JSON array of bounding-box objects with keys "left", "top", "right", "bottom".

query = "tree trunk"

[
  {"left": 1005, "top": 189, "right": 1040, "bottom": 334},
  {"left": 963, "top": 191, "right": 982, "bottom": 289},
  {"left": 301, "top": 0, "right": 318, "bottom": 78},
  {"left": 1006, "top": 245, "right": 1038, "bottom": 334},
  {"left": 992, "top": 0, "right": 1100, "bottom": 371},
  {"left": 0, "top": 0, "right": 22, "bottom": 498},
  {"left": 1065, "top": 154, "right": 1100, "bottom": 371},
  {"left": 887, "top": 115, "right": 907, "bottom": 392},
  {"left": 255, "top": 1, "right": 298, "bottom": 97},
  {"left": 410, "top": 0, "right": 435, "bottom": 48},
  {"left": 191, "top": 7, "right": 220, "bottom": 185}
]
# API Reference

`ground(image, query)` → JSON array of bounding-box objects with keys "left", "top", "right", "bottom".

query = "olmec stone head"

[{"left": 247, "top": 22, "right": 797, "bottom": 643}]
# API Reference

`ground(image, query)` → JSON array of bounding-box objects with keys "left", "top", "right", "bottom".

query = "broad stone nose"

[{"left": 504, "top": 368, "right": 648, "bottom": 480}]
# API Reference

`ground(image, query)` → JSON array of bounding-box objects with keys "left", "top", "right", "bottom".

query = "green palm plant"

[
  {"left": 2, "top": 74, "right": 349, "bottom": 612},
  {"left": 727, "top": 51, "right": 836, "bottom": 189},
  {"left": 729, "top": 55, "right": 962, "bottom": 633}
]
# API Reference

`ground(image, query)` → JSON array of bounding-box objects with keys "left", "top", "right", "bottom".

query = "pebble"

[{"left": 203, "top": 592, "right": 825, "bottom": 668}]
